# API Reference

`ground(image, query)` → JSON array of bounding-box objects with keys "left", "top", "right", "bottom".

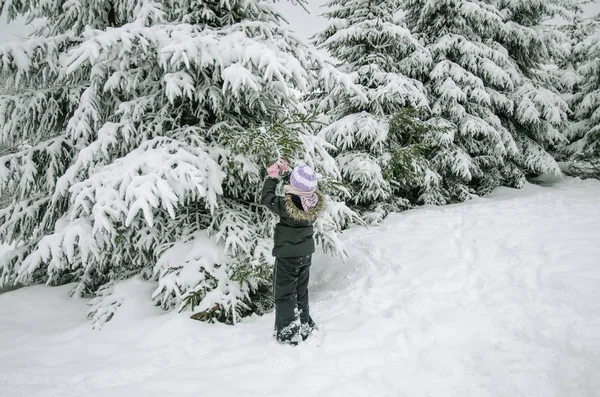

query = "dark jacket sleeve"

[{"left": 261, "top": 177, "right": 287, "bottom": 217}]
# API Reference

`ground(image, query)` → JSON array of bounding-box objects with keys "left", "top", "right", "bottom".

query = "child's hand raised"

[{"left": 267, "top": 162, "right": 280, "bottom": 178}]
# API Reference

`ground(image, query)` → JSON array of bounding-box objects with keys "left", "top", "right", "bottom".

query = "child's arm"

[{"left": 261, "top": 177, "right": 287, "bottom": 217}]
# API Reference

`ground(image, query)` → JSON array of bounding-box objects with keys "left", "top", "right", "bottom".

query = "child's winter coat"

[{"left": 260, "top": 177, "right": 325, "bottom": 257}]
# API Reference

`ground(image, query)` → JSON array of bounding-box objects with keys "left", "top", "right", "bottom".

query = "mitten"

[{"left": 267, "top": 163, "right": 280, "bottom": 178}]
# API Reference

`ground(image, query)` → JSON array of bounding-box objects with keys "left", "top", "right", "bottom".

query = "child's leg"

[
  {"left": 273, "top": 257, "right": 300, "bottom": 342},
  {"left": 296, "top": 255, "right": 311, "bottom": 324}
]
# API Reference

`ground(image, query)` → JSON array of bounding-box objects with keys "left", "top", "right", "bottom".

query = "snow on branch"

[
  {"left": 66, "top": 136, "right": 224, "bottom": 234},
  {"left": 319, "top": 112, "right": 389, "bottom": 153},
  {"left": 0, "top": 34, "right": 72, "bottom": 86}
]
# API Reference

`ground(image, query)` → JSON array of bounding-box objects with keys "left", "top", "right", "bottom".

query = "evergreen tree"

[
  {"left": 563, "top": 7, "right": 600, "bottom": 177},
  {"left": 401, "top": 0, "right": 571, "bottom": 194},
  {"left": 554, "top": 1, "right": 592, "bottom": 112},
  {"left": 0, "top": 0, "right": 359, "bottom": 325},
  {"left": 0, "top": 143, "right": 14, "bottom": 209},
  {"left": 0, "top": 81, "right": 14, "bottom": 209},
  {"left": 492, "top": 0, "right": 572, "bottom": 176},
  {"left": 312, "top": 0, "right": 458, "bottom": 222}
]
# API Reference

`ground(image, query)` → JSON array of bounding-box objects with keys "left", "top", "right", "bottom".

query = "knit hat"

[{"left": 289, "top": 165, "right": 318, "bottom": 193}]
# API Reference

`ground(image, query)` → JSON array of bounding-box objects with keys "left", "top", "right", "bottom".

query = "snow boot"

[
  {"left": 300, "top": 316, "right": 317, "bottom": 341},
  {"left": 276, "top": 321, "right": 300, "bottom": 345}
]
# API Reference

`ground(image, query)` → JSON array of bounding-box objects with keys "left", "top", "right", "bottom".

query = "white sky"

[
  {"left": 275, "top": 0, "right": 329, "bottom": 39},
  {"left": 0, "top": 0, "right": 599, "bottom": 42},
  {"left": 0, "top": 14, "right": 29, "bottom": 43}
]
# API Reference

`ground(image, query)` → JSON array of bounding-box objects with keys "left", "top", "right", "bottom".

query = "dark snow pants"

[{"left": 273, "top": 255, "right": 311, "bottom": 342}]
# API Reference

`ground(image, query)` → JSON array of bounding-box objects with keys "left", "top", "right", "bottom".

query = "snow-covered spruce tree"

[
  {"left": 562, "top": 8, "right": 600, "bottom": 178},
  {"left": 492, "top": 0, "right": 572, "bottom": 176},
  {"left": 401, "top": 0, "right": 570, "bottom": 195},
  {"left": 553, "top": 1, "right": 592, "bottom": 115},
  {"left": 0, "top": 81, "right": 14, "bottom": 209},
  {"left": 0, "top": 0, "right": 359, "bottom": 326},
  {"left": 0, "top": 144, "right": 14, "bottom": 209},
  {"left": 312, "top": 0, "right": 460, "bottom": 222}
]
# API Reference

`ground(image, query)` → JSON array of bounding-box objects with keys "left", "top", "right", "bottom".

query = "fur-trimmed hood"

[{"left": 284, "top": 191, "right": 326, "bottom": 222}]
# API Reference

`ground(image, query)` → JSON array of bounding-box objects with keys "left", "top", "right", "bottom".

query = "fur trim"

[{"left": 284, "top": 191, "right": 326, "bottom": 222}]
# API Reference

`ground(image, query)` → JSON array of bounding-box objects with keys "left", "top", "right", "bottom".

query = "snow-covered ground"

[{"left": 1, "top": 177, "right": 599, "bottom": 397}]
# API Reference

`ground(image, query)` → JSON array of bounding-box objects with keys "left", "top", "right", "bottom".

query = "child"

[{"left": 261, "top": 159, "right": 325, "bottom": 344}]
